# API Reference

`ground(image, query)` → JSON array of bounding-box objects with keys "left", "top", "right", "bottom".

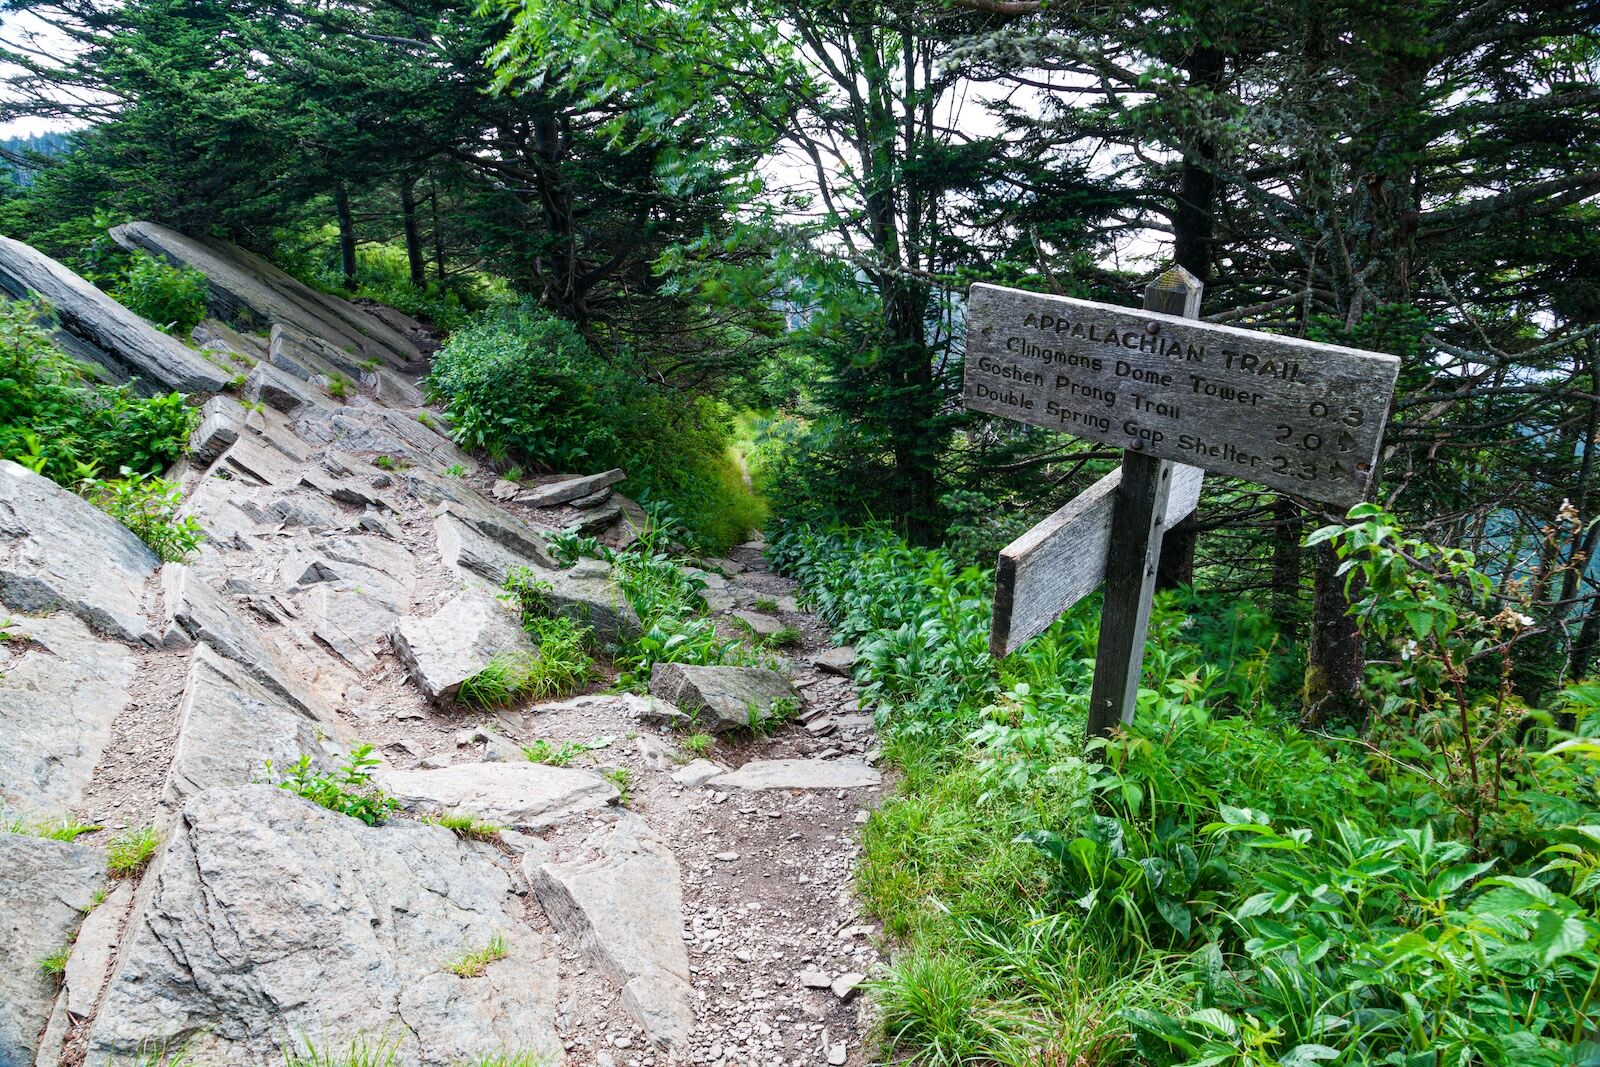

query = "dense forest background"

[{"left": 3, "top": 1, "right": 1600, "bottom": 1061}]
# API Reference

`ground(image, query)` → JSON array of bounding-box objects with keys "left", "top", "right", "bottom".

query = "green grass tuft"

[
  {"left": 447, "top": 934, "right": 508, "bottom": 978},
  {"left": 106, "top": 825, "right": 161, "bottom": 878}
]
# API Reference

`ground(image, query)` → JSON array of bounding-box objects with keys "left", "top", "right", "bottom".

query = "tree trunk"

[
  {"left": 399, "top": 175, "right": 426, "bottom": 286},
  {"left": 1302, "top": 541, "right": 1366, "bottom": 729},
  {"left": 334, "top": 183, "right": 357, "bottom": 291},
  {"left": 1156, "top": 45, "right": 1224, "bottom": 591},
  {"left": 430, "top": 180, "right": 447, "bottom": 281},
  {"left": 1270, "top": 497, "right": 1304, "bottom": 636}
]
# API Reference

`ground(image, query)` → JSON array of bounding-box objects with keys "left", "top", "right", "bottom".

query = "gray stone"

[
  {"left": 0, "top": 611, "right": 136, "bottom": 816},
  {"left": 165, "top": 645, "right": 334, "bottom": 802},
  {"left": 435, "top": 511, "right": 639, "bottom": 646},
  {"left": 635, "top": 734, "right": 676, "bottom": 772},
  {"left": 390, "top": 587, "right": 532, "bottom": 703},
  {"left": 189, "top": 395, "right": 244, "bottom": 464},
  {"left": 799, "top": 969, "right": 831, "bottom": 989},
  {"left": 670, "top": 760, "right": 728, "bottom": 788},
  {"left": 828, "top": 1042, "right": 847, "bottom": 1066},
  {"left": 517, "top": 469, "right": 626, "bottom": 508},
  {"left": 647, "top": 663, "right": 800, "bottom": 734},
  {"left": 705, "top": 759, "right": 882, "bottom": 791},
  {"left": 0, "top": 833, "right": 105, "bottom": 1067},
  {"left": 572, "top": 500, "right": 624, "bottom": 534},
  {"left": 831, "top": 971, "right": 865, "bottom": 1001},
  {"left": 491, "top": 478, "right": 521, "bottom": 501},
  {"left": 436, "top": 491, "right": 557, "bottom": 569},
  {"left": 380, "top": 761, "right": 618, "bottom": 830},
  {"left": 813, "top": 645, "right": 857, "bottom": 675},
  {"left": 525, "top": 812, "right": 694, "bottom": 1049},
  {"left": 160, "top": 564, "right": 315, "bottom": 713},
  {"left": 243, "top": 359, "right": 327, "bottom": 415},
  {"left": 569, "top": 487, "right": 614, "bottom": 509},
  {"left": 192, "top": 317, "right": 269, "bottom": 362},
  {"left": 64, "top": 881, "right": 135, "bottom": 1018},
  {"left": 86, "top": 785, "right": 563, "bottom": 1067},
  {"left": 110, "top": 222, "right": 427, "bottom": 372},
  {"left": 732, "top": 610, "right": 784, "bottom": 637},
  {"left": 0, "top": 236, "right": 231, "bottom": 393},
  {"left": 0, "top": 460, "right": 159, "bottom": 643}
]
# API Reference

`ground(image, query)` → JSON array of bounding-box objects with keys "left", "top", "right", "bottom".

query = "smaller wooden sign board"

[{"left": 991, "top": 462, "right": 1203, "bottom": 656}]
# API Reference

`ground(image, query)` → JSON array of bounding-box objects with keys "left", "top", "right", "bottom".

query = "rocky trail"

[{"left": 0, "top": 227, "right": 884, "bottom": 1067}]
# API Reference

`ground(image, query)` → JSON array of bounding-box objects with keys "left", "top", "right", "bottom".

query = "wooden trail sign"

[
  {"left": 964, "top": 267, "right": 1400, "bottom": 736},
  {"left": 964, "top": 279, "right": 1399, "bottom": 508}
]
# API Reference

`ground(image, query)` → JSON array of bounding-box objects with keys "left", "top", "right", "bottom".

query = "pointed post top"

[{"left": 1143, "top": 265, "right": 1204, "bottom": 319}]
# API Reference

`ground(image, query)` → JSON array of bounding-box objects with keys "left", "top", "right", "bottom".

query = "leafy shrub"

[
  {"left": 426, "top": 302, "right": 764, "bottom": 552},
  {"left": 114, "top": 253, "right": 209, "bottom": 335},
  {"left": 270, "top": 744, "right": 400, "bottom": 826},
  {"left": 80, "top": 470, "right": 204, "bottom": 561},
  {"left": 0, "top": 299, "right": 196, "bottom": 485}
]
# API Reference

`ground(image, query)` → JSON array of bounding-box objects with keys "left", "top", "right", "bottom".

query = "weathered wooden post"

[
  {"left": 962, "top": 265, "right": 1399, "bottom": 740},
  {"left": 1087, "top": 268, "right": 1203, "bottom": 735}
]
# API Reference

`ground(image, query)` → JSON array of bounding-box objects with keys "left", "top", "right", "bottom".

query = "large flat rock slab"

[
  {"left": 381, "top": 762, "right": 619, "bottom": 830},
  {"left": 0, "top": 236, "right": 231, "bottom": 393},
  {"left": 648, "top": 663, "right": 800, "bottom": 733},
  {"left": 525, "top": 812, "right": 693, "bottom": 1049},
  {"left": 0, "top": 460, "right": 159, "bottom": 643},
  {"left": 110, "top": 222, "right": 426, "bottom": 373},
  {"left": 0, "top": 610, "right": 136, "bottom": 816},
  {"left": 165, "top": 646, "right": 334, "bottom": 803},
  {"left": 704, "top": 758, "right": 882, "bottom": 791},
  {"left": 390, "top": 587, "right": 532, "bottom": 702},
  {"left": 86, "top": 785, "right": 564, "bottom": 1067},
  {"left": 0, "top": 833, "right": 105, "bottom": 1067}
]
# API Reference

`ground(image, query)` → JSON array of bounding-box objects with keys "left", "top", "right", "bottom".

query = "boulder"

[
  {"left": 434, "top": 511, "right": 639, "bottom": 646},
  {"left": 86, "top": 785, "right": 564, "bottom": 1067},
  {"left": 0, "top": 460, "right": 159, "bottom": 644},
  {"left": 525, "top": 812, "right": 694, "bottom": 1049},
  {"left": 380, "top": 762, "right": 619, "bottom": 830},
  {"left": 165, "top": 646, "right": 334, "bottom": 802},
  {"left": 0, "top": 610, "right": 136, "bottom": 816},
  {"left": 188, "top": 395, "right": 243, "bottom": 464},
  {"left": 813, "top": 645, "right": 857, "bottom": 675},
  {"left": 110, "top": 222, "right": 427, "bottom": 372},
  {"left": 647, "top": 663, "right": 801, "bottom": 733},
  {"left": 517, "top": 469, "right": 626, "bottom": 508},
  {"left": 704, "top": 758, "right": 882, "bottom": 791},
  {"left": 0, "top": 833, "right": 106, "bottom": 1067},
  {"left": 390, "top": 587, "right": 532, "bottom": 702},
  {"left": 0, "top": 236, "right": 231, "bottom": 394},
  {"left": 243, "top": 359, "right": 328, "bottom": 415}
]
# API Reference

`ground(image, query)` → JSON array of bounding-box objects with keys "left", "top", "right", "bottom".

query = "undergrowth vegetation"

[
  {"left": 114, "top": 252, "right": 209, "bottom": 334},
  {"left": 269, "top": 744, "right": 400, "bottom": 826},
  {"left": 771, "top": 518, "right": 1600, "bottom": 1067},
  {"left": 0, "top": 298, "right": 195, "bottom": 485},
  {"left": 425, "top": 302, "right": 764, "bottom": 552},
  {"left": 544, "top": 529, "right": 773, "bottom": 691}
]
